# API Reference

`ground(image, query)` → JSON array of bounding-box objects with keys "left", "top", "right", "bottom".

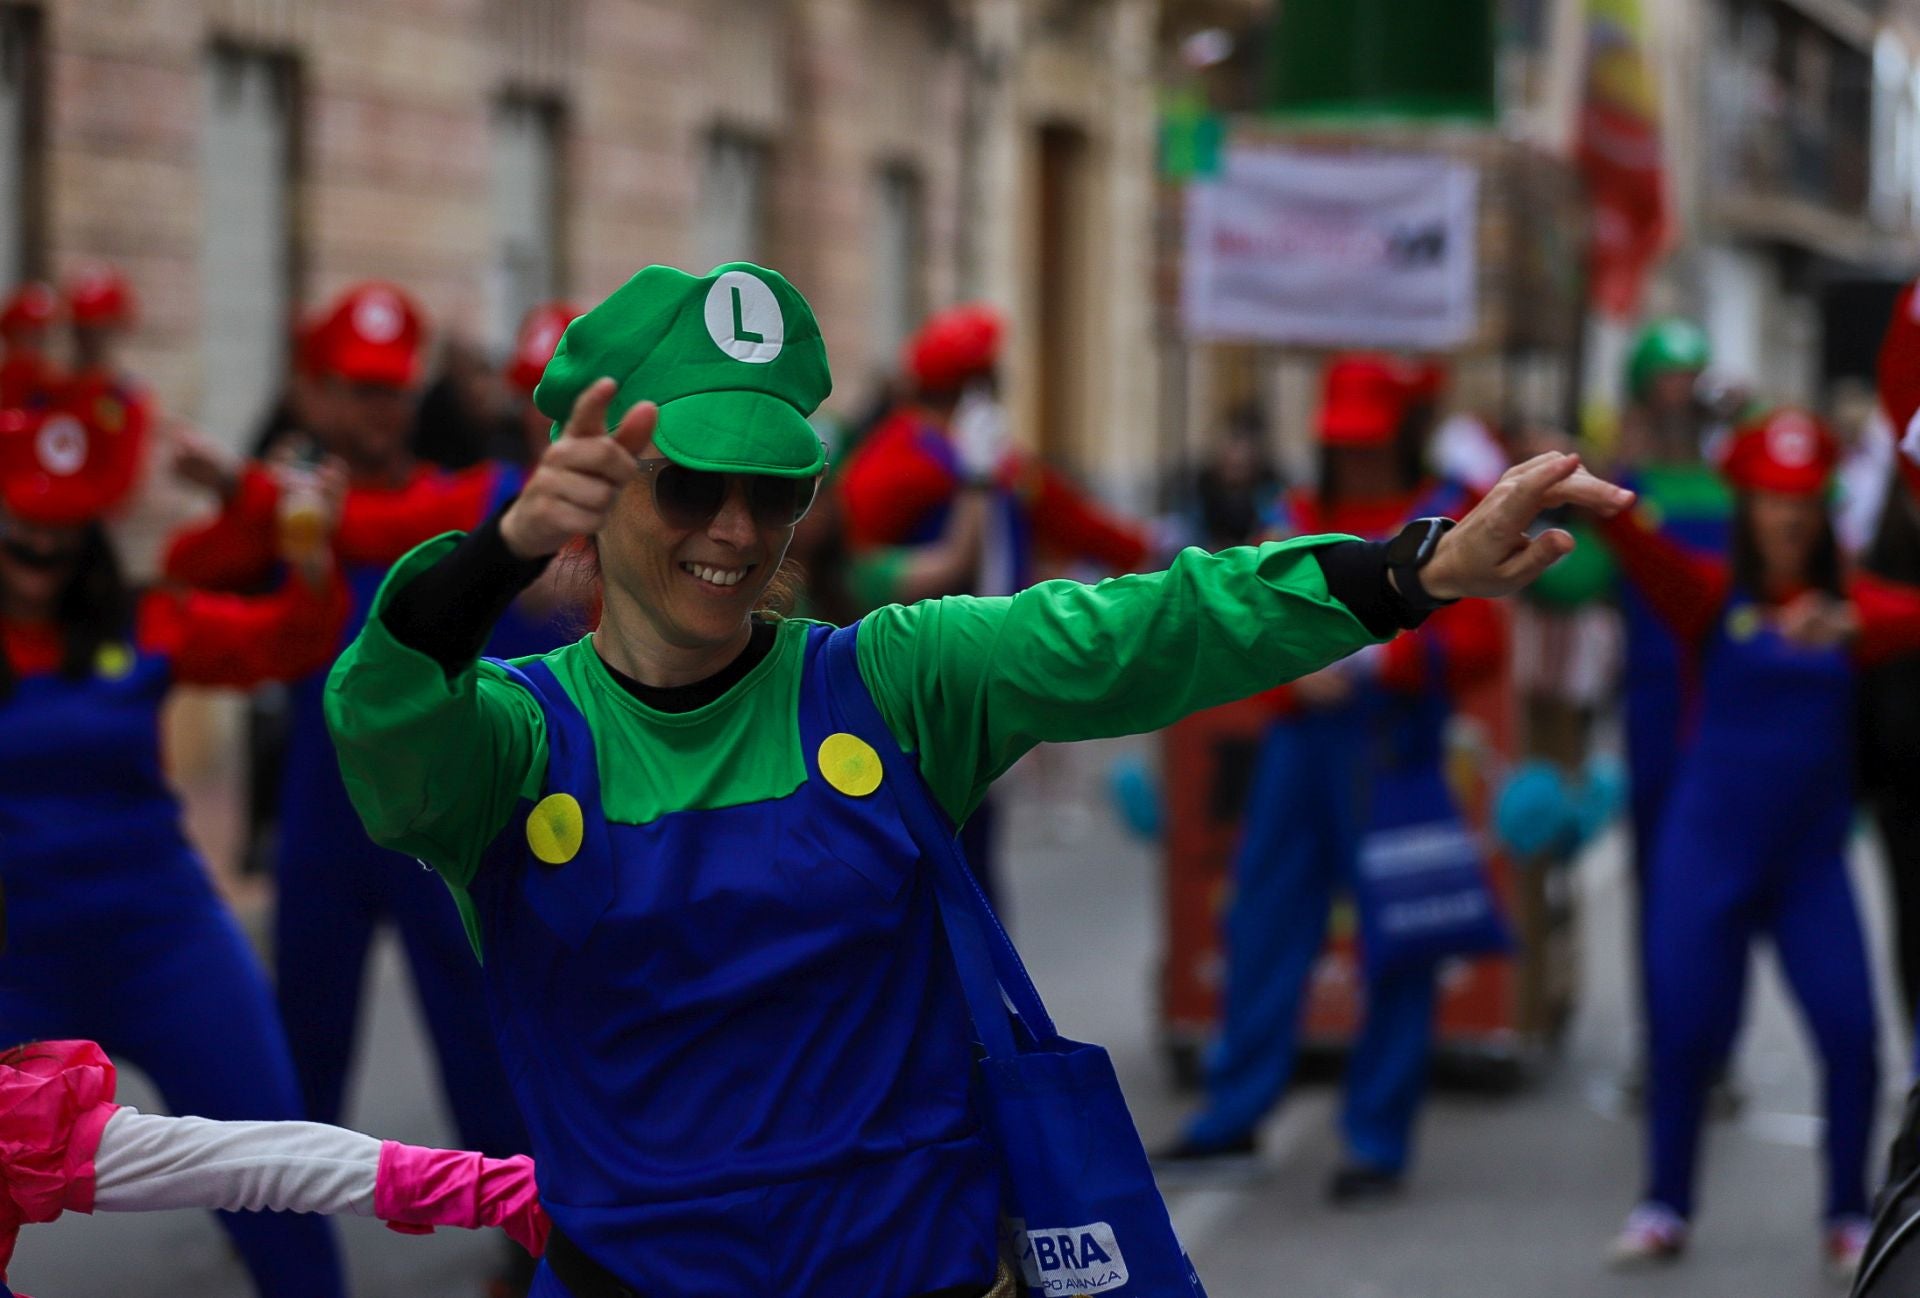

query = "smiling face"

[{"left": 596, "top": 438, "right": 794, "bottom": 667}]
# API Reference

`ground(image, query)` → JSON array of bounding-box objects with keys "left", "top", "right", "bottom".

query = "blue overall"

[
  {"left": 1185, "top": 485, "right": 1468, "bottom": 1173},
  {"left": 0, "top": 647, "right": 344, "bottom": 1297},
  {"left": 274, "top": 467, "right": 529, "bottom": 1157},
  {"left": 471, "top": 628, "right": 1001, "bottom": 1297},
  {"left": 1616, "top": 488, "right": 1729, "bottom": 877},
  {"left": 1642, "top": 601, "right": 1879, "bottom": 1222}
]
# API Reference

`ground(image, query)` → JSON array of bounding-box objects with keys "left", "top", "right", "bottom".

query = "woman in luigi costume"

[{"left": 324, "top": 262, "right": 1631, "bottom": 1298}]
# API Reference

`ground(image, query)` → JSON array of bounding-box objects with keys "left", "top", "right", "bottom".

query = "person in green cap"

[
  {"left": 1613, "top": 318, "right": 1736, "bottom": 878},
  {"left": 322, "top": 261, "right": 1632, "bottom": 1298}
]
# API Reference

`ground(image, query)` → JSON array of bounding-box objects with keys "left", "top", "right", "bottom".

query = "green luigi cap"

[
  {"left": 534, "top": 262, "right": 832, "bottom": 477},
  {"left": 1627, "top": 318, "right": 1710, "bottom": 399}
]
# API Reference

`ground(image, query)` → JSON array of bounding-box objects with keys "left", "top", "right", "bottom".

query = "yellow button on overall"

[
  {"left": 526, "top": 793, "right": 585, "bottom": 865},
  {"left": 1726, "top": 604, "right": 1762, "bottom": 644},
  {"left": 819, "top": 732, "right": 883, "bottom": 797},
  {"left": 94, "top": 642, "right": 134, "bottom": 680}
]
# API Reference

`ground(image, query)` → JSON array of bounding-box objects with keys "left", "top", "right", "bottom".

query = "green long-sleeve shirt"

[{"left": 324, "top": 533, "right": 1386, "bottom": 954}]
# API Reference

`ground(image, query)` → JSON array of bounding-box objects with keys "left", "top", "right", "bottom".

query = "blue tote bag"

[
  {"left": 824, "top": 625, "right": 1207, "bottom": 1298},
  {"left": 1350, "top": 761, "right": 1511, "bottom": 980}
]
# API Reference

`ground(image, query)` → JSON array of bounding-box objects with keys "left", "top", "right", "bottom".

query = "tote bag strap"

[{"left": 821, "top": 622, "right": 1058, "bottom": 1055}]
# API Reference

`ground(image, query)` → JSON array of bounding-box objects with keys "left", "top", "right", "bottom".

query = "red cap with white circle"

[
  {"left": 0, "top": 404, "right": 129, "bottom": 526},
  {"left": 307, "top": 282, "right": 426, "bottom": 387},
  {"left": 1717, "top": 407, "right": 1838, "bottom": 497}
]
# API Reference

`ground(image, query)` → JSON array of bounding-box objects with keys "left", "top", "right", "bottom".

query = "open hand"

[
  {"left": 500, "top": 379, "right": 656, "bottom": 560},
  {"left": 1416, "top": 452, "right": 1634, "bottom": 601},
  {"left": 1773, "top": 592, "right": 1858, "bottom": 650}
]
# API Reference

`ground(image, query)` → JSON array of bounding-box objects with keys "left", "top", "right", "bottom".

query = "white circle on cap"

[
  {"left": 35, "top": 415, "right": 87, "bottom": 476},
  {"left": 703, "top": 271, "right": 784, "bottom": 364},
  {"left": 353, "top": 291, "right": 404, "bottom": 343},
  {"left": 1767, "top": 413, "right": 1818, "bottom": 467}
]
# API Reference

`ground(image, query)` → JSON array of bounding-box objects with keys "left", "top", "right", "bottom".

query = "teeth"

[{"left": 681, "top": 562, "right": 746, "bottom": 587}]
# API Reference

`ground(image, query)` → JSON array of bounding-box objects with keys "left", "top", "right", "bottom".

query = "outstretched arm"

[
  {"left": 1591, "top": 505, "right": 1727, "bottom": 647},
  {"left": 859, "top": 452, "right": 1629, "bottom": 825},
  {"left": 90, "top": 1111, "right": 547, "bottom": 1256},
  {"left": 1846, "top": 573, "right": 1920, "bottom": 667},
  {"left": 1027, "top": 460, "right": 1150, "bottom": 572}
]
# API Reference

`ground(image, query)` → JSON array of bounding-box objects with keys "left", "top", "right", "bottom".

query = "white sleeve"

[{"left": 90, "top": 1109, "right": 381, "bottom": 1218}]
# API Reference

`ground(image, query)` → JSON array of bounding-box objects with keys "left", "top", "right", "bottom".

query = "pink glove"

[
  {"left": 0, "top": 1040, "right": 121, "bottom": 1283},
  {"left": 374, "top": 1141, "right": 549, "bottom": 1258}
]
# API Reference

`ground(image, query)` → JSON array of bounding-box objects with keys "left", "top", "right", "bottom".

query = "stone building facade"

[{"left": 0, "top": 0, "right": 1163, "bottom": 501}]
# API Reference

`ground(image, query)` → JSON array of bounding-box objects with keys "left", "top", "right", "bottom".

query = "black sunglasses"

[{"left": 633, "top": 458, "right": 822, "bottom": 530}]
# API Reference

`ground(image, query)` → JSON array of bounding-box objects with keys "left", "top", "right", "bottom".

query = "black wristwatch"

[{"left": 1384, "top": 517, "right": 1459, "bottom": 612}]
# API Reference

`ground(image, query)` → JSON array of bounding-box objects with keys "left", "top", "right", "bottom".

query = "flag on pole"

[{"left": 1576, "top": 0, "right": 1669, "bottom": 319}]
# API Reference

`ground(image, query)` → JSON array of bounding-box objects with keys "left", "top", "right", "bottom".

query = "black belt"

[{"left": 545, "top": 1225, "right": 992, "bottom": 1298}]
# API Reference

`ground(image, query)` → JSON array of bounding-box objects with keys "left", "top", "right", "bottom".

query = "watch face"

[{"left": 1387, "top": 519, "right": 1433, "bottom": 566}]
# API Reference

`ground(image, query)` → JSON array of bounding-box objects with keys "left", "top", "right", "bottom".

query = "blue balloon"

[{"left": 1493, "top": 760, "right": 1577, "bottom": 862}]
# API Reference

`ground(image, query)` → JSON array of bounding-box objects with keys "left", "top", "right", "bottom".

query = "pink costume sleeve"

[
  {"left": 374, "top": 1141, "right": 549, "bottom": 1258},
  {"left": 0, "top": 1041, "right": 122, "bottom": 1282}
]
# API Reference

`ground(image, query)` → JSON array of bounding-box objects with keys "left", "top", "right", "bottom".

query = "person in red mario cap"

[
  {"left": 839, "top": 302, "right": 1150, "bottom": 586},
  {"left": 161, "top": 282, "right": 535, "bottom": 1276},
  {"left": 1587, "top": 405, "right": 1920, "bottom": 1279},
  {"left": 0, "top": 395, "right": 357, "bottom": 1296},
  {"left": 1163, "top": 352, "right": 1507, "bottom": 1205},
  {"left": 0, "top": 283, "right": 62, "bottom": 410}
]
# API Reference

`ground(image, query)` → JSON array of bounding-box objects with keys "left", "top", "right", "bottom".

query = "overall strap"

[
  {"left": 498, "top": 658, "right": 601, "bottom": 801},
  {"left": 489, "top": 656, "right": 615, "bottom": 948},
  {"left": 819, "top": 622, "right": 1057, "bottom": 1057}
]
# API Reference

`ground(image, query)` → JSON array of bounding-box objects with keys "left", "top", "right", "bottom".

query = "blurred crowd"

[{"left": 6, "top": 261, "right": 1920, "bottom": 1293}]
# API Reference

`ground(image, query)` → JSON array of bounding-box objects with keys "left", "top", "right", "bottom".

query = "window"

[
  {"left": 0, "top": 6, "right": 43, "bottom": 283},
  {"left": 697, "top": 129, "right": 770, "bottom": 274},
  {"left": 872, "top": 164, "right": 923, "bottom": 370},
  {"left": 201, "top": 46, "right": 297, "bottom": 450},
  {"left": 489, "top": 94, "right": 563, "bottom": 354},
  {"left": 1872, "top": 33, "right": 1914, "bottom": 231}
]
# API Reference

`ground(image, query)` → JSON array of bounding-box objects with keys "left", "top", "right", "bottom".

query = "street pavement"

[{"left": 11, "top": 735, "right": 1912, "bottom": 1297}]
